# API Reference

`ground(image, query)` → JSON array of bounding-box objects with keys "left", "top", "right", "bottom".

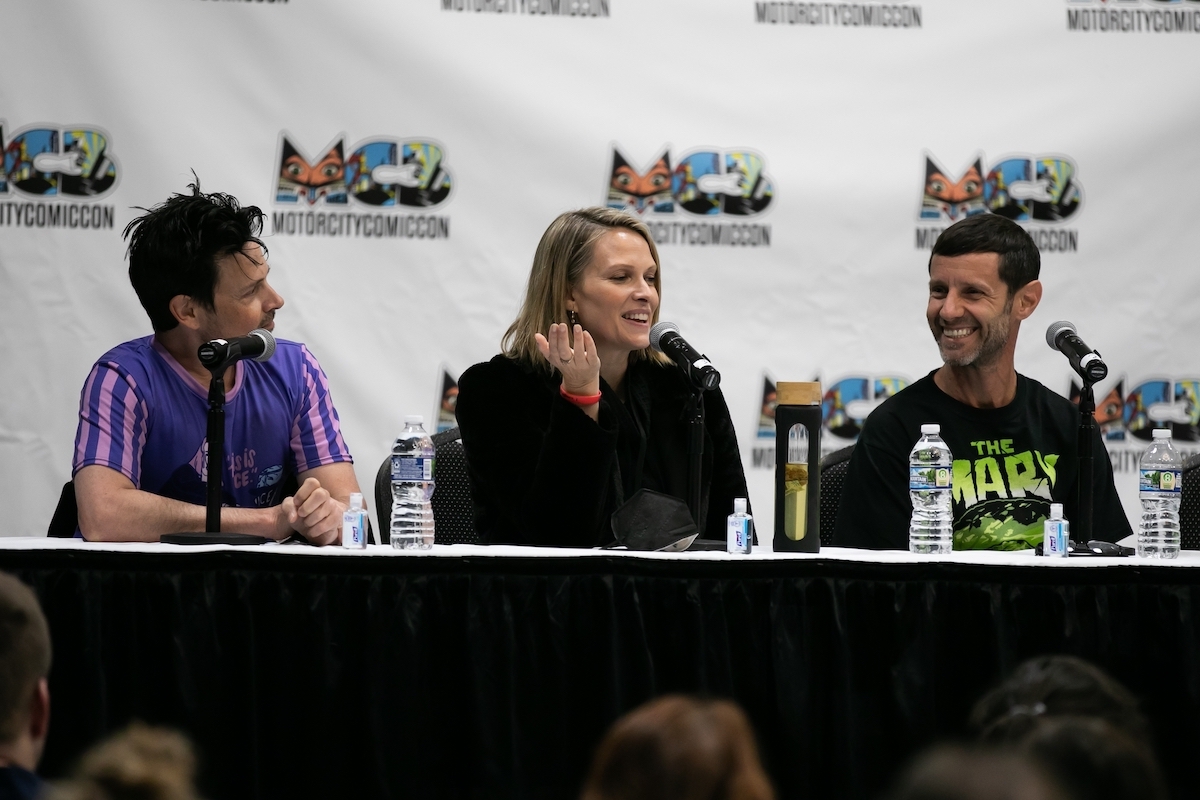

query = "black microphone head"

[
  {"left": 1045, "top": 320, "right": 1076, "bottom": 349},
  {"left": 249, "top": 329, "right": 276, "bottom": 362},
  {"left": 649, "top": 321, "right": 679, "bottom": 352},
  {"left": 197, "top": 340, "right": 226, "bottom": 368}
]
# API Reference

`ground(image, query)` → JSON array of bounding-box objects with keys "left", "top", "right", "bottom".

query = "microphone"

[
  {"left": 649, "top": 321, "right": 721, "bottom": 391},
  {"left": 1045, "top": 321, "right": 1107, "bottom": 383},
  {"left": 198, "top": 328, "right": 276, "bottom": 371}
]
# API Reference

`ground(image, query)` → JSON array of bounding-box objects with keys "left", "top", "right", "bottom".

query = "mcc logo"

[
  {"left": 916, "top": 152, "right": 1082, "bottom": 252},
  {"left": 749, "top": 373, "right": 909, "bottom": 470},
  {"left": 272, "top": 133, "right": 452, "bottom": 239},
  {"left": 1071, "top": 377, "right": 1200, "bottom": 443},
  {"left": 0, "top": 122, "right": 118, "bottom": 230},
  {"left": 606, "top": 145, "right": 774, "bottom": 247}
]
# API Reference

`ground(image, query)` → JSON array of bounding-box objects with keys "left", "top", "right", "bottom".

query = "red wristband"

[{"left": 560, "top": 384, "right": 602, "bottom": 406}]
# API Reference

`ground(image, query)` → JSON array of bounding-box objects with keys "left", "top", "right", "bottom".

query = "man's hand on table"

[{"left": 277, "top": 477, "right": 347, "bottom": 546}]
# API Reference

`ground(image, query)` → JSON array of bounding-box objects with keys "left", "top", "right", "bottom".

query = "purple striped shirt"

[{"left": 73, "top": 336, "right": 352, "bottom": 510}]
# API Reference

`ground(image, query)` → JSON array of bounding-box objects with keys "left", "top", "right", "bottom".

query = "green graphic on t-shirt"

[
  {"left": 954, "top": 498, "right": 1048, "bottom": 551},
  {"left": 950, "top": 445, "right": 1060, "bottom": 550}
]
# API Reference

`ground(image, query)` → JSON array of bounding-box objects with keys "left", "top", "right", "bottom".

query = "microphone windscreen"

[
  {"left": 250, "top": 328, "right": 277, "bottom": 362},
  {"left": 649, "top": 321, "right": 678, "bottom": 352},
  {"left": 1045, "top": 320, "right": 1076, "bottom": 349}
]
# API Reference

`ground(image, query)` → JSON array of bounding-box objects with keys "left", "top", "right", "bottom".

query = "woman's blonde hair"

[{"left": 501, "top": 207, "right": 669, "bottom": 370}]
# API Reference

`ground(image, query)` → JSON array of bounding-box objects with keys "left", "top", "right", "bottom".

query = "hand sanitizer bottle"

[
  {"left": 1043, "top": 502, "right": 1069, "bottom": 558},
  {"left": 727, "top": 497, "right": 753, "bottom": 554},
  {"left": 342, "top": 492, "right": 367, "bottom": 549}
]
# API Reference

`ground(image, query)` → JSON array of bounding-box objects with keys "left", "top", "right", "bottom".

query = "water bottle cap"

[
  {"left": 1152, "top": 428, "right": 1171, "bottom": 440},
  {"left": 920, "top": 423, "right": 940, "bottom": 435},
  {"left": 1049, "top": 503, "right": 1063, "bottom": 519},
  {"left": 733, "top": 498, "right": 747, "bottom": 514},
  {"left": 404, "top": 415, "right": 424, "bottom": 426},
  {"left": 348, "top": 492, "right": 363, "bottom": 511}
]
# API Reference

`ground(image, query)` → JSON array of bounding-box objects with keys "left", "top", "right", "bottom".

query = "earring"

[{"left": 567, "top": 309, "right": 579, "bottom": 327}]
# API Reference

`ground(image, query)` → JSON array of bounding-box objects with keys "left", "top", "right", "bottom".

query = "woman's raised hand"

[{"left": 535, "top": 323, "right": 601, "bottom": 395}]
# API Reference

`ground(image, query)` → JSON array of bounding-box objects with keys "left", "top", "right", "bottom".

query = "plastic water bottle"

[
  {"left": 1137, "top": 428, "right": 1181, "bottom": 559},
  {"left": 909, "top": 423, "right": 954, "bottom": 554},
  {"left": 390, "top": 415, "right": 435, "bottom": 550}
]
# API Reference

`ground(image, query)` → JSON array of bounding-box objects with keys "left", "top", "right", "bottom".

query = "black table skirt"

[{"left": 1, "top": 546, "right": 1196, "bottom": 800}]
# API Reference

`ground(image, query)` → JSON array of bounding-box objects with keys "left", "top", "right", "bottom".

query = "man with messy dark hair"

[{"left": 72, "top": 179, "right": 359, "bottom": 544}]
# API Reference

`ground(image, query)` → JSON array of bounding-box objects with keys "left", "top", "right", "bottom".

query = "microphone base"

[{"left": 160, "top": 531, "right": 272, "bottom": 546}]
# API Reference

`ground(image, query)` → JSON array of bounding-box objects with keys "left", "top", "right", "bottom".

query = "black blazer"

[{"left": 456, "top": 355, "right": 749, "bottom": 547}]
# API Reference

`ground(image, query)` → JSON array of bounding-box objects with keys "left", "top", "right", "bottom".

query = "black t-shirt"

[{"left": 832, "top": 371, "right": 1132, "bottom": 550}]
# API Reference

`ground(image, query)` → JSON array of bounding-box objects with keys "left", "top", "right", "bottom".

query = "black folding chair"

[{"left": 818, "top": 444, "right": 855, "bottom": 546}]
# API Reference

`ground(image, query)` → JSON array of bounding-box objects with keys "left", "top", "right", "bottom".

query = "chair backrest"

[
  {"left": 1180, "top": 452, "right": 1200, "bottom": 550},
  {"left": 818, "top": 444, "right": 855, "bottom": 546},
  {"left": 374, "top": 426, "right": 479, "bottom": 546}
]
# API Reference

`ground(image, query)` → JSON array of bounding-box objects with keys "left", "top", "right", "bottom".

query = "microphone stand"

[
  {"left": 204, "top": 363, "right": 229, "bottom": 533},
  {"left": 1076, "top": 378, "right": 1096, "bottom": 543},
  {"left": 685, "top": 388, "right": 706, "bottom": 534}
]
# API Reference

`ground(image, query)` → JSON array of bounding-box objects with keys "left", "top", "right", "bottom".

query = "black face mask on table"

[{"left": 609, "top": 489, "right": 698, "bottom": 552}]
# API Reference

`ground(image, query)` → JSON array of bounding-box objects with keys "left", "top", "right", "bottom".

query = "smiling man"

[
  {"left": 832, "top": 215, "right": 1130, "bottom": 551},
  {"left": 72, "top": 180, "right": 359, "bottom": 544}
]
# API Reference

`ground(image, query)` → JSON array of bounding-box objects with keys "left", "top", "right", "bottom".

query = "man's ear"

[
  {"left": 168, "top": 294, "right": 202, "bottom": 331},
  {"left": 29, "top": 678, "right": 49, "bottom": 742},
  {"left": 1014, "top": 280, "right": 1042, "bottom": 321}
]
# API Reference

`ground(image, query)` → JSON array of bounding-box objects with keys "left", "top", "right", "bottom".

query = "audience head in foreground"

[
  {"left": 970, "top": 655, "right": 1166, "bottom": 800},
  {"left": 970, "top": 654, "right": 1150, "bottom": 745},
  {"left": 48, "top": 722, "right": 201, "bottom": 800},
  {"left": 580, "top": 695, "right": 774, "bottom": 800},
  {"left": 0, "top": 572, "right": 52, "bottom": 800},
  {"left": 1014, "top": 715, "right": 1166, "bottom": 800},
  {"left": 886, "top": 745, "right": 1067, "bottom": 800}
]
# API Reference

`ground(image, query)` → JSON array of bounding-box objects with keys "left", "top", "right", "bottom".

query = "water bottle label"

[
  {"left": 909, "top": 466, "right": 951, "bottom": 491},
  {"left": 1139, "top": 468, "right": 1181, "bottom": 496},
  {"left": 392, "top": 455, "right": 433, "bottom": 481}
]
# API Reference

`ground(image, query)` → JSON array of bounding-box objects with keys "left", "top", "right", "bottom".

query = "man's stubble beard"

[{"left": 937, "top": 300, "right": 1013, "bottom": 369}]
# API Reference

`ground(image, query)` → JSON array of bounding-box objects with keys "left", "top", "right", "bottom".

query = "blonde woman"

[{"left": 456, "top": 207, "right": 748, "bottom": 547}]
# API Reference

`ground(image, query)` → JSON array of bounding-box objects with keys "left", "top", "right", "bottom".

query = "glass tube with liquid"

[{"left": 784, "top": 423, "right": 809, "bottom": 541}]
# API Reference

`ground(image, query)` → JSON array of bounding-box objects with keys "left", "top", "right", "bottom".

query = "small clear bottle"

[
  {"left": 909, "top": 423, "right": 954, "bottom": 554},
  {"left": 341, "top": 492, "right": 367, "bottom": 549},
  {"left": 727, "top": 497, "right": 753, "bottom": 554},
  {"left": 1138, "top": 428, "right": 1182, "bottom": 559},
  {"left": 1043, "top": 502, "right": 1069, "bottom": 558}
]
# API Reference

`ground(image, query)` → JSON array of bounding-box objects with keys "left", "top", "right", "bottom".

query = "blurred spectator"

[
  {"left": 969, "top": 655, "right": 1166, "bottom": 800},
  {"left": 0, "top": 572, "right": 52, "bottom": 800},
  {"left": 885, "top": 744, "right": 1067, "bottom": 800},
  {"left": 48, "top": 723, "right": 200, "bottom": 800},
  {"left": 1015, "top": 715, "right": 1166, "bottom": 800},
  {"left": 580, "top": 695, "right": 774, "bottom": 800},
  {"left": 969, "top": 655, "right": 1150, "bottom": 745}
]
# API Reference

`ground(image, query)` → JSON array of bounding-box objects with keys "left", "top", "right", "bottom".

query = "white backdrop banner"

[{"left": 2, "top": 0, "right": 1198, "bottom": 538}]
